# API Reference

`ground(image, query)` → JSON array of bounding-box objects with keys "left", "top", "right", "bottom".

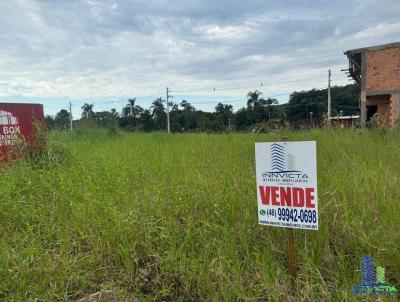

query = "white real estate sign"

[{"left": 255, "top": 141, "right": 318, "bottom": 230}]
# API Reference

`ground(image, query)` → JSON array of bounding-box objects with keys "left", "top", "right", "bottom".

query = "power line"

[
  {"left": 189, "top": 93, "right": 291, "bottom": 105},
  {"left": 43, "top": 72, "right": 337, "bottom": 110},
  {"left": 42, "top": 72, "right": 342, "bottom": 115},
  {"left": 171, "top": 72, "right": 329, "bottom": 94}
]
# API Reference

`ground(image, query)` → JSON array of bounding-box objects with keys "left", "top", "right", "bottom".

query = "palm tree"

[
  {"left": 263, "top": 98, "right": 279, "bottom": 120},
  {"left": 127, "top": 98, "right": 136, "bottom": 118},
  {"left": 81, "top": 103, "right": 95, "bottom": 119},
  {"left": 247, "top": 90, "right": 263, "bottom": 109},
  {"left": 151, "top": 98, "right": 164, "bottom": 116},
  {"left": 122, "top": 98, "right": 136, "bottom": 117},
  {"left": 132, "top": 105, "right": 143, "bottom": 127},
  {"left": 150, "top": 98, "right": 166, "bottom": 130},
  {"left": 180, "top": 100, "right": 195, "bottom": 111},
  {"left": 122, "top": 98, "right": 143, "bottom": 127}
]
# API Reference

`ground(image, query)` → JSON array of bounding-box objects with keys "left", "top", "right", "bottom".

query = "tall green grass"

[{"left": 0, "top": 129, "right": 399, "bottom": 301}]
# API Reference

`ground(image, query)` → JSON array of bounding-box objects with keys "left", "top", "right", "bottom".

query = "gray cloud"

[{"left": 0, "top": 0, "right": 399, "bottom": 100}]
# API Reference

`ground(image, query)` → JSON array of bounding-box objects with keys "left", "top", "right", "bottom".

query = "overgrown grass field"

[{"left": 1, "top": 129, "right": 399, "bottom": 301}]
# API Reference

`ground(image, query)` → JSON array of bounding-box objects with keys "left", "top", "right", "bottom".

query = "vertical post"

[
  {"left": 287, "top": 228, "right": 296, "bottom": 290},
  {"left": 360, "top": 52, "right": 367, "bottom": 126},
  {"left": 360, "top": 91, "right": 367, "bottom": 126},
  {"left": 166, "top": 87, "right": 170, "bottom": 133},
  {"left": 282, "top": 135, "right": 297, "bottom": 291},
  {"left": 69, "top": 101, "right": 73, "bottom": 133},
  {"left": 327, "top": 69, "right": 331, "bottom": 124}
]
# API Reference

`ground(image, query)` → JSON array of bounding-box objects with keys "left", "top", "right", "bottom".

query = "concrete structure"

[{"left": 345, "top": 42, "right": 400, "bottom": 126}]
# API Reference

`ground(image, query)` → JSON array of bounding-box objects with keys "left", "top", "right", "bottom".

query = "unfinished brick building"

[{"left": 345, "top": 42, "right": 400, "bottom": 126}]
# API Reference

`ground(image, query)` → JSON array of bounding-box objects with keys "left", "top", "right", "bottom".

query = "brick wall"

[
  {"left": 366, "top": 47, "right": 400, "bottom": 91},
  {"left": 389, "top": 94, "right": 399, "bottom": 126}
]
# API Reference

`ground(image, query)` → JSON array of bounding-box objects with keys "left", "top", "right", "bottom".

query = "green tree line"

[{"left": 45, "top": 84, "right": 359, "bottom": 132}]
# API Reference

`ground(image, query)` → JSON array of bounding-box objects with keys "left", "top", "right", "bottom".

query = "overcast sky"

[{"left": 0, "top": 0, "right": 399, "bottom": 115}]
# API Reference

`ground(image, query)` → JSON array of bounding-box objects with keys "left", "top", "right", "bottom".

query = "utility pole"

[
  {"left": 310, "top": 111, "right": 313, "bottom": 129},
  {"left": 166, "top": 87, "right": 170, "bottom": 133},
  {"left": 328, "top": 69, "right": 331, "bottom": 124},
  {"left": 69, "top": 101, "right": 73, "bottom": 133}
]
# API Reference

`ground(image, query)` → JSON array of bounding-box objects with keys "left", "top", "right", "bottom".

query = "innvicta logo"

[
  {"left": 263, "top": 143, "right": 309, "bottom": 179},
  {"left": 351, "top": 255, "right": 397, "bottom": 296}
]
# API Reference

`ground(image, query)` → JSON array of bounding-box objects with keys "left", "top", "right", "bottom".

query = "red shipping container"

[{"left": 0, "top": 103, "right": 45, "bottom": 161}]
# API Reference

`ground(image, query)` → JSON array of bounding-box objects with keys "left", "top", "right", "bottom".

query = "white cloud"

[
  {"left": 353, "top": 22, "right": 400, "bottom": 40},
  {"left": 0, "top": 0, "right": 398, "bottom": 105},
  {"left": 201, "top": 24, "right": 254, "bottom": 40}
]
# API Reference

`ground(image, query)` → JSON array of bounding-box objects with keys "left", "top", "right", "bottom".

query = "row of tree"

[{"left": 45, "top": 84, "right": 360, "bottom": 132}]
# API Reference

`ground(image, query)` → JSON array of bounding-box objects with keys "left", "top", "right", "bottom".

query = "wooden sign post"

[
  {"left": 282, "top": 136, "right": 297, "bottom": 291},
  {"left": 287, "top": 228, "right": 296, "bottom": 290},
  {"left": 255, "top": 136, "right": 318, "bottom": 294}
]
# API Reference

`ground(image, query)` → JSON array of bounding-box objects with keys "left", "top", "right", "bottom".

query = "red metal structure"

[{"left": 0, "top": 103, "right": 45, "bottom": 161}]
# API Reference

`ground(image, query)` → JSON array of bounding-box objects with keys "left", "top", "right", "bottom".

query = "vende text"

[{"left": 258, "top": 186, "right": 315, "bottom": 208}]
